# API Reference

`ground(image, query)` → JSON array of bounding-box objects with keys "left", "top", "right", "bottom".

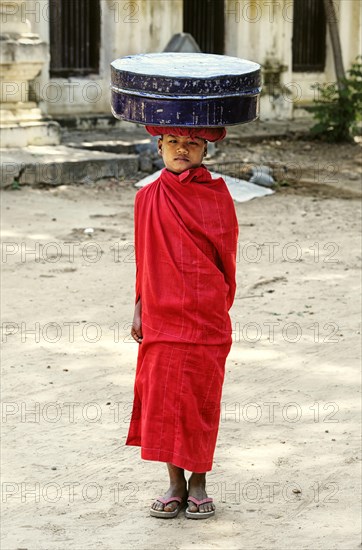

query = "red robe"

[{"left": 125, "top": 165, "right": 239, "bottom": 472}]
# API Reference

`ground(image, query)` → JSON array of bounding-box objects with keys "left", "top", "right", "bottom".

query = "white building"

[{"left": 1, "top": 0, "right": 361, "bottom": 142}]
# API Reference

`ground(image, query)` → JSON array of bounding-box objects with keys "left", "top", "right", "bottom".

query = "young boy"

[{"left": 128, "top": 125, "right": 239, "bottom": 519}]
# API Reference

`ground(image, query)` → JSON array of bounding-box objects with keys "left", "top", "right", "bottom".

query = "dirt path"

[{"left": 1, "top": 168, "right": 361, "bottom": 549}]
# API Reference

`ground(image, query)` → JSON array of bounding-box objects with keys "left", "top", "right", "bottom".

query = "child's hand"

[{"left": 131, "top": 298, "right": 143, "bottom": 344}]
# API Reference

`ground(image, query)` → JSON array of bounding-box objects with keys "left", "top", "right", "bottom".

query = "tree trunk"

[{"left": 323, "top": 0, "right": 345, "bottom": 90}]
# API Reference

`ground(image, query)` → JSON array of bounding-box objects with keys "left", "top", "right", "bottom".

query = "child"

[{"left": 128, "top": 125, "right": 239, "bottom": 519}]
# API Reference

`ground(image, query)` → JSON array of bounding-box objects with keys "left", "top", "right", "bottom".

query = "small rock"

[
  {"left": 135, "top": 141, "right": 157, "bottom": 155},
  {"left": 139, "top": 154, "right": 154, "bottom": 173},
  {"left": 153, "top": 158, "right": 165, "bottom": 170},
  {"left": 250, "top": 172, "right": 275, "bottom": 187},
  {"left": 206, "top": 142, "right": 216, "bottom": 158},
  {"left": 252, "top": 164, "right": 273, "bottom": 174}
]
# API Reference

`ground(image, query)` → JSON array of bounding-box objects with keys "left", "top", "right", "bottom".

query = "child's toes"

[
  {"left": 187, "top": 502, "right": 197, "bottom": 512},
  {"left": 164, "top": 502, "right": 177, "bottom": 512}
]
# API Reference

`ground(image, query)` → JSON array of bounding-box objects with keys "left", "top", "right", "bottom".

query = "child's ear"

[{"left": 158, "top": 137, "right": 163, "bottom": 156}]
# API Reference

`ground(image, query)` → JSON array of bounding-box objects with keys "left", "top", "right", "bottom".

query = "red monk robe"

[{"left": 126, "top": 164, "right": 239, "bottom": 473}]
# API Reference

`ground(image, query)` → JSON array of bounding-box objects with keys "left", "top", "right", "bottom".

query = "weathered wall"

[
  {"left": 30, "top": 0, "right": 183, "bottom": 116},
  {"left": 26, "top": 0, "right": 362, "bottom": 120},
  {"left": 224, "top": 0, "right": 294, "bottom": 118},
  {"left": 293, "top": 0, "right": 362, "bottom": 116},
  {"left": 225, "top": 0, "right": 362, "bottom": 119}
]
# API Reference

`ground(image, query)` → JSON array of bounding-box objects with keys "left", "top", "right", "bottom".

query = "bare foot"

[
  {"left": 151, "top": 481, "right": 187, "bottom": 512},
  {"left": 187, "top": 473, "right": 215, "bottom": 513},
  {"left": 151, "top": 463, "right": 187, "bottom": 513}
]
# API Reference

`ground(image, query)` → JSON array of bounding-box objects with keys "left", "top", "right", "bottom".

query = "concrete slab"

[
  {"left": 0, "top": 145, "right": 139, "bottom": 187},
  {"left": 225, "top": 118, "right": 314, "bottom": 142},
  {"left": 0, "top": 120, "right": 60, "bottom": 148},
  {"left": 65, "top": 138, "right": 150, "bottom": 155},
  {"left": 135, "top": 169, "right": 274, "bottom": 202}
]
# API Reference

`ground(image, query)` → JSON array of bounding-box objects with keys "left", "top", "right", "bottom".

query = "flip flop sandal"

[
  {"left": 185, "top": 496, "right": 216, "bottom": 519},
  {"left": 150, "top": 496, "right": 186, "bottom": 518}
]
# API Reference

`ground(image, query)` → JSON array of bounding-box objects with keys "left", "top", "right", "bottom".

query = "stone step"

[
  {"left": 225, "top": 118, "right": 314, "bottom": 142},
  {"left": 0, "top": 120, "right": 61, "bottom": 148},
  {"left": 65, "top": 138, "right": 150, "bottom": 155},
  {"left": 0, "top": 145, "right": 139, "bottom": 187}
]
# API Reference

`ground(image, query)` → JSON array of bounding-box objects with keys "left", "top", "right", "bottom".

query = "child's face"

[{"left": 158, "top": 134, "right": 207, "bottom": 174}]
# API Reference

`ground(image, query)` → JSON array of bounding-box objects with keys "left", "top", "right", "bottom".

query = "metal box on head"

[{"left": 110, "top": 52, "right": 261, "bottom": 128}]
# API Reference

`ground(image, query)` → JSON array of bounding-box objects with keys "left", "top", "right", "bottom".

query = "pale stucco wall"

[
  {"left": 291, "top": 0, "right": 362, "bottom": 115},
  {"left": 30, "top": 0, "right": 183, "bottom": 116},
  {"left": 26, "top": 0, "right": 362, "bottom": 119},
  {"left": 224, "top": 0, "right": 294, "bottom": 118},
  {"left": 225, "top": 0, "right": 362, "bottom": 119}
]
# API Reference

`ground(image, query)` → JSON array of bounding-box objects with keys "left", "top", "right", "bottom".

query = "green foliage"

[
  {"left": 10, "top": 180, "right": 21, "bottom": 190},
  {"left": 310, "top": 57, "right": 362, "bottom": 142}
]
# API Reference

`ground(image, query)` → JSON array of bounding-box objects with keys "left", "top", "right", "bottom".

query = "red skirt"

[{"left": 125, "top": 337, "right": 232, "bottom": 473}]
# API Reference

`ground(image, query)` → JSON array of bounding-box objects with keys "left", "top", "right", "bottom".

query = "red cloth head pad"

[{"left": 145, "top": 126, "right": 226, "bottom": 142}]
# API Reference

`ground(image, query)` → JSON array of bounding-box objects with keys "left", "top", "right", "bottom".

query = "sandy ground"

[{"left": 1, "top": 140, "right": 361, "bottom": 550}]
